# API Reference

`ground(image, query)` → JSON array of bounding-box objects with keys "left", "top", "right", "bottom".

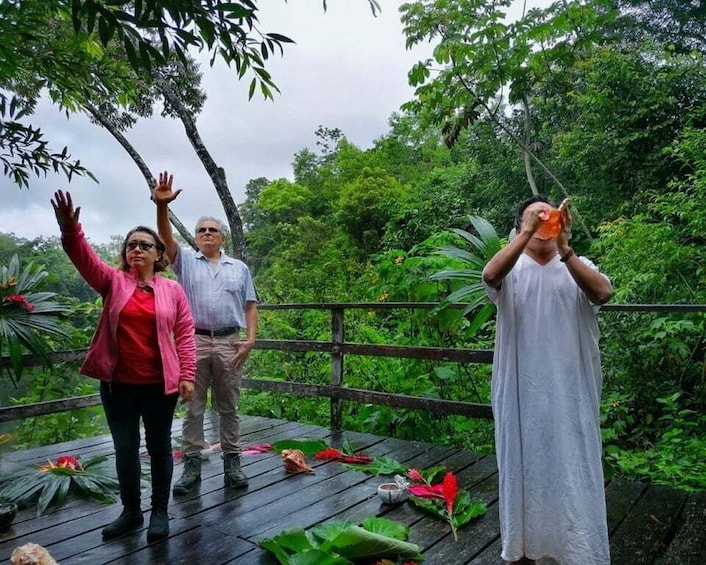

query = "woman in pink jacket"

[{"left": 52, "top": 190, "right": 196, "bottom": 543}]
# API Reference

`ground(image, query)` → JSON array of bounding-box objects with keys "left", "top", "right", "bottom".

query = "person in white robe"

[{"left": 482, "top": 196, "right": 613, "bottom": 565}]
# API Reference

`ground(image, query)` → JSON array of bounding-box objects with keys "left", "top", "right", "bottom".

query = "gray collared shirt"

[{"left": 172, "top": 247, "right": 258, "bottom": 330}]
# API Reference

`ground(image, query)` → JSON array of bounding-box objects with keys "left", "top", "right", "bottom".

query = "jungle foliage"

[{"left": 1, "top": 0, "right": 705, "bottom": 492}]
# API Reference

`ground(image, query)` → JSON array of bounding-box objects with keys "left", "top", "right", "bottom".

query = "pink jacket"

[{"left": 62, "top": 225, "right": 196, "bottom": 394}]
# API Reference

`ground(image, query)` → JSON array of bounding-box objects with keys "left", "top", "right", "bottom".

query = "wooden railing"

[{"left": 1, "top": 302, "right": 705, "bottom": 430}]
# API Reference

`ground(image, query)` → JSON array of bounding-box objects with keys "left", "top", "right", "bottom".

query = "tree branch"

[{"left": 83, "top": 103, "right": 196, "bottom": 249}]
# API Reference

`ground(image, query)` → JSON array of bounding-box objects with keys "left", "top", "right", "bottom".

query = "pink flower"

[
  {"left": 407, "top": 468, "right": 424, "bottom": 482},
  {"left": 408, "top": 483, "right": 445, "bottom": 499},
  {"left": 241, "top": 443, "right": 273, "bottom": 456}
]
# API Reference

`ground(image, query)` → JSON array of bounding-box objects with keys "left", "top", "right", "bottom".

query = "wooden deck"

[{"left": 0, "top": 415, "right": 703, "bottom": 564}]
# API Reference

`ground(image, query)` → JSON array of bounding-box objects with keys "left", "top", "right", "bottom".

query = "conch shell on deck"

[{"left": 281, "top": 449, "right": 315, "bottom": 474}]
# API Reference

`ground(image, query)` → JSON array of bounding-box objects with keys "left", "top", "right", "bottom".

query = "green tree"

[
  {"left": 1, "top": 0, "right": 380, "bottom": 188},
  {"left": 337, "top": 168, "right": 408, "bottom": 254}
]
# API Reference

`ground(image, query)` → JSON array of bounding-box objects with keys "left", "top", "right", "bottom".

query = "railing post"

[{"left": 330, "top": 307, "right": 344, "bottom": 431}]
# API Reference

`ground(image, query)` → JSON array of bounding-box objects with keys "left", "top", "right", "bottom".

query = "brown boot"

[
  {"left": 223, "top": 453, "right": 248, "bottom": 488},
  {"left": 172, "top": 455, "right": 201, "bottom": 495}
]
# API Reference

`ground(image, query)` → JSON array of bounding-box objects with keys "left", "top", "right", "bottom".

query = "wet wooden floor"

[{"left": 0, "top": 415, "right": 703, "bottom": 564}]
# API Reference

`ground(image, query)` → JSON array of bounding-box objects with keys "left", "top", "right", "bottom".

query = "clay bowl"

[
  {"left": 377, "top": 482, "right": 408, "bottom": 504},
  {"left": 0, "top": 502, "right": 18, "bottom": 530}
]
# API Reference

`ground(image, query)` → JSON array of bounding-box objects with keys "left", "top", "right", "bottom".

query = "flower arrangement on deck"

[
  {"left": 406, "top": 467, "right": 487, "bottom": 540},
  {"left": 0, "top": 454, "right": 119, "bottom": 515},
  {"left": 242, "top": 438, "right": 487, "bottom": 542}
]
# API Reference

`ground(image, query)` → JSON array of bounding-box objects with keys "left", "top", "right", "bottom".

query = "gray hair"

[{"left": 195, "top": 216, "right": 228, "bottom": 236}]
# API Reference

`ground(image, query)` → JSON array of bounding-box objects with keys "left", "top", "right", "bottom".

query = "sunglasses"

[
  {"left": 197, "top": 227, "right": 221, "bottom": 234},
  {"left": 126, "top": 241, "right": 157, "bottom": 251}
]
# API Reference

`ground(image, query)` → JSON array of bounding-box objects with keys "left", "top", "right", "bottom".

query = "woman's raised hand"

[{"left": 51, "top": 190, "right": 80, "bottom": 232}]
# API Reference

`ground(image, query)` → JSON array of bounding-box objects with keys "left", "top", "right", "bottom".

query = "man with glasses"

[{"left": 153, "top": 171, "right": 258, "bottom": 494}]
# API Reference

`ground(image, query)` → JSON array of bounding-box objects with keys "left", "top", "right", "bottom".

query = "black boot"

[
  {"left": 223, "top": 453, "right": 248, "bottom": 488},
  {"left": 102, "top": 506, "right": 144, "bottom": 539},
  {"left": 172, "top": 455, "right": 201, "bottom": 495},
  {"left": 147, "top": 507, "right": 170, "bottom": 542}
]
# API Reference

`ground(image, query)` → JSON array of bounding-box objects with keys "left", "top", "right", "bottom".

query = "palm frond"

[
  {"left": 0, "top": 455, "right": 119, "bottom": 515},
  {"left": 430, "top": 216, "right": 501, "bottom": 337}
]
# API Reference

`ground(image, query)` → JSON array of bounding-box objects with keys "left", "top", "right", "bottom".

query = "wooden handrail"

[{"left": 1, "top": 303, "right": 704, "bottom": 426}]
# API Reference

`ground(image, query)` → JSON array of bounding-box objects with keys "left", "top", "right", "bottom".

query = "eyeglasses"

[
  {"left": 197, "top": 227, "right": 220, "bottom": 234},
  {"left": 126, "top": 241, "right": 157, "bottom": 251}
]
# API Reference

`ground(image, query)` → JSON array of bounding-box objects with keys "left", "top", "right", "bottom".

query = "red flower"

[
  {"left": 314, "top": 448, "right": 372, "bottom": 464},
  {"left": 56, "top": 455, "right": 81, "bottom": 470},
  {"left": 315, "top": 448, "right": 344, "bottom": 460},
  {"left": 39, "top": 454, "right": 83, "bottom": 472},
  {"left": 4, "top": 293, "right": 35, "bottom": 312},
  {"left": 441, "top": 472, "right": 458, "bottom": 515},
  {"left": 407, "top": 468, "right": 424, "bottom": 482}
]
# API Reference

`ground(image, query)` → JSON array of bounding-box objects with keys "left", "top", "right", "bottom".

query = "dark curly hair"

[
  {"left": 514, "top": 195, "right": 556, "bottom": 231},
  {"left": 119, "top": 226, "right": 170, "bottom": 273}
]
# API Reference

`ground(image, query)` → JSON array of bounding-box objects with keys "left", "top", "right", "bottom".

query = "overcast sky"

[{"left": 2, "top": 1, "right": 543, "bottom": 245}]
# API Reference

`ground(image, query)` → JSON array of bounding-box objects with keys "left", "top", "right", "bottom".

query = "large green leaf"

[
  {"left": 360, "top": 516, "right": 409, "bottom": 541},
  {"left": 270, "top": 439, "right": 328, "bottom": 455},
  {"left": 289, "top": 550, "right": 352, "bottom": 565},
  {"left": 341, "top": 456, "right": 406, "bottom": 476},
  {"left": 319, "top": 524, "right": 424, "bottom": 561}
]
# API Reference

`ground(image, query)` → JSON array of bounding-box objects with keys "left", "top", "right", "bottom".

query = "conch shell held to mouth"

[
  {"left": 536, "top": 198, "right": 571, "bottom": 239},
  {"left": 281, "top": 449, "right": 315, "bottom": 474}
]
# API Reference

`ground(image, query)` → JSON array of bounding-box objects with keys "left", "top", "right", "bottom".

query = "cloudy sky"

[{"left": 2, "top": 1, "right": 542, "bottom": 245}]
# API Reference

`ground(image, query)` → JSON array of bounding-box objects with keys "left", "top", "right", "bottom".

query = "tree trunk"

[
  {"left": 156, "top": 78, "right": 247, "bottom": 260},
  {"left": 522, "top": 96, "right": 539, "bottom": 196},
  {"left": 83, "top": 103, "right": 197, "bottom": 249}
]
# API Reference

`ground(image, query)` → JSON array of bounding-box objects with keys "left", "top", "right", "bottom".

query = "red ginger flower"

[
  {"left": 441, "top": 471, "right": 458, "bottom": 514},
  {"left": 4, "top": 293, "right": 35, "bottom": 312},
  {"left": 407, "top": 468, "right": 424, "bottom": 482},
  {"left": 314, "top": 448, "right": 373, "bottom": 465},
  {"left": 315, "top": 448, "right": 345, "bottom": 460}
]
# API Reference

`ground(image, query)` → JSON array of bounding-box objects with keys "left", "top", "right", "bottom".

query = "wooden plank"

[
  {"left": 469, "top": 537, "right": 504, "bottom": 564},
  {"left": 220, "top": 438, "right": 429, "bottom": 539},
  {"left": 115, "top": 528, "right": 257, "bottom": 565},
  {"left": 609, "top": 484, "right": 688, "bottom": 564},
  {"left": 605, "top": 477, "right": 648, "bottom": 535},
  {"left": 0, "top": 420, "right": 338, "bottom": 561},
  {"left": 658, "top": 491, "right": 706, "bottom": 564},
  {"left": 244, "top": 441, "right": 448, "bottom": 544},
  {"left": 0, "top": 416, "right": 703, "bottom": 565}
]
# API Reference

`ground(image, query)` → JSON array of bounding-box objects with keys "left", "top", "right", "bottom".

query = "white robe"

[{"left": 485, "top": 253, "right": 610, "bottom": 565}]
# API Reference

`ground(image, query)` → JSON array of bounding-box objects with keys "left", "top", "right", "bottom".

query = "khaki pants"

[{"left": 181, "top": 334, "right": 242, "bottom": 455}]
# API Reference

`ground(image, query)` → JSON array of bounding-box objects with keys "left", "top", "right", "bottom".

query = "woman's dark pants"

[{"left": 101, "top": 382, "right": 179, "bottom": 511}]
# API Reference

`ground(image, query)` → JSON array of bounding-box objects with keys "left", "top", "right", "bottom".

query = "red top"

[{"left": 115, "top": 285, "right": 163, "bottom": 385}]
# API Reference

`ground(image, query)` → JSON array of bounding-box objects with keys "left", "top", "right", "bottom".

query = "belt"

[{"left": 194, "top": 327, "right": 238, "bottom": 337}]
